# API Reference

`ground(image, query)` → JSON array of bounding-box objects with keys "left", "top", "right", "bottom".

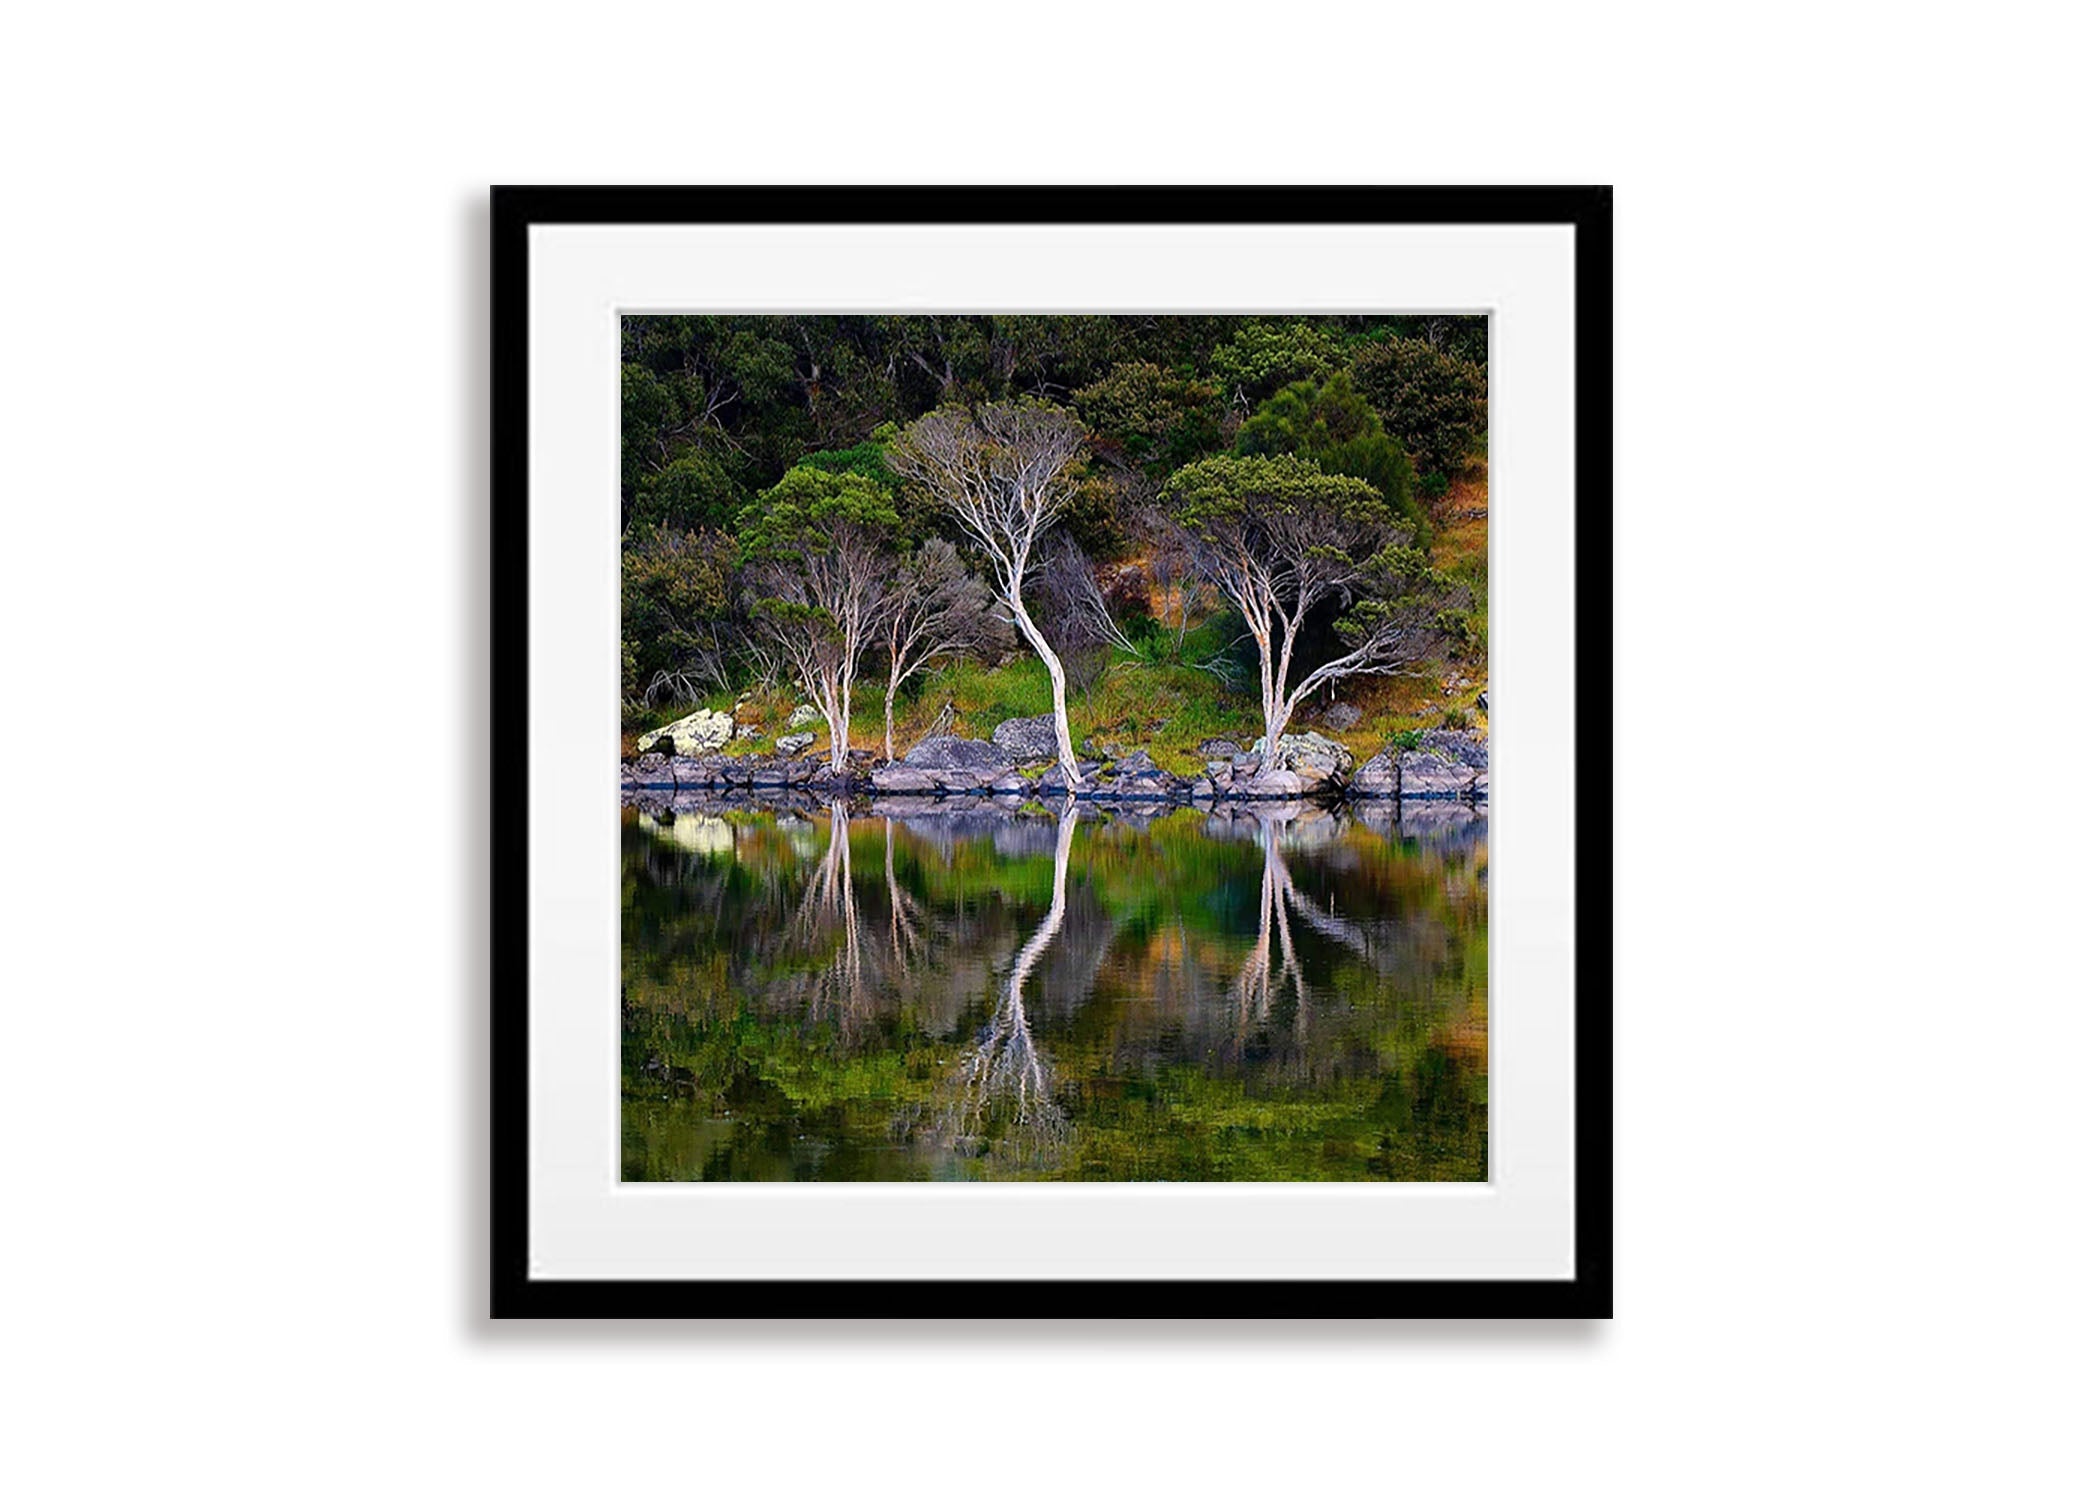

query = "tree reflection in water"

[
  {"left": 1220, "top": 810, "right": 1384, "bottom": 1068},
  {"left": 882, "top": 817, "right": 930, "bottom": 968},
  {"left": 927, "top": 799, "right": 1079, "bottom": 1166},
  {"left": 779, "top": 801, "right": 879, "bottom": 1034},
  {"left": 621, "top": 796, "right": 1488, "bottom": 1181}
]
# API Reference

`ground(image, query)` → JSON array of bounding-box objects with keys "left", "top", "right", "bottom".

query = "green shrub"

[
  {"left": 1234, "top": 372, "right": 1420, "bottom": 535},
  {"left": 620, "top": 525, "right": 738, "bottom": 705},
  {"left": 1349, "top": 336, "right": 1487, "bottom": 483},
  {"left": 629, "top": 451, "right": 746, "bottom": 532},
  {"left": 1073, "top": 362, "right": 1224, "bottom": 478},
  {"left": 1209, "top": 322, "right": 1342, "bottom": 401}
]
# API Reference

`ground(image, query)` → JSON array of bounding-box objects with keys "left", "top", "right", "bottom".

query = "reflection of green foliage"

[{"left": 621, "top": 809, "right": 1487, "bottom": 1183}]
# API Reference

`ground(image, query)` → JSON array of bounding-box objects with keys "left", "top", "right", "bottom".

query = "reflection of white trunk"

[
  {"left": 883, "top": 818, "right": 927, "bottom": 965},
  {"left": 949, "top": 800, "right": 1079, "bottom": 1151},
  {"left": 1233, "top": 815, "right": 1367, "bottom": 1046},
  {"left": 788, "top": 801, "right": 873, "bottom": 1029},
  {"left": 1276, "top": 858, "right": 1374, "bottom": 959}
]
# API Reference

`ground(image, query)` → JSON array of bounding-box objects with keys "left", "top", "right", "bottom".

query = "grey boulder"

[
  {"left": 1249, "top": 731, "right": 1355, "bottom": 782},
  {"left": 1396, "top": 751, "right": 1486, "bottom": 799},
  {"left": 1349, "top": 751, "right": 1400, "bottom": 797},
  {"left": 1349, "top": 738, "right": 1488, "bottom": 799},
  {"left": 1416, "top": 729, "right": 1488, "bottom": 769},
  {"left": 991, "top": 714, "right": 1062, "bottom": 761},
  {"left": 902, "top": 735, "right": 1014, "bottom": 771},
  {"left": 1239, "top": 768, "right": 1321, "bottom": 799},
  {"left": 871, "top": 761, "right": 1012, "bottom": 795},
  {"left": 1110, "top": 748, "right": 1160, "bottom": 777},
  {"left": 1036, "top": 761, "right": 1101, "bottom": 797}
]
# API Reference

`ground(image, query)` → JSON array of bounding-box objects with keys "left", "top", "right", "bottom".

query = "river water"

[{"left": 622, "top": 798, "right": 1486, "bottom": 1181}]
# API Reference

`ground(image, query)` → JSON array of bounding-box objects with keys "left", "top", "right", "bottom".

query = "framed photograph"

[{"left": 491, "top": 186, "right": 1610, "bottom": 1316}]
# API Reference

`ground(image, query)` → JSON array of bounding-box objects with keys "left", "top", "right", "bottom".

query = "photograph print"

[{"left": 619, "top": 314, "right": 1490, "bottom": 1183}]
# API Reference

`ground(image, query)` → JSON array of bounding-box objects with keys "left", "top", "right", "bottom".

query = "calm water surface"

[{"left": 622, "top": 798, "right": 1486, "bottom": 1181}]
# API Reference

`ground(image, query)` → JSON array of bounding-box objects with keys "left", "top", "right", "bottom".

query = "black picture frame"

[{"left": 491, "top": 185, "right": 1612, "bottom": 1318}]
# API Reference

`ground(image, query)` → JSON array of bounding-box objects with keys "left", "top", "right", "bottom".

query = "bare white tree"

[
  {"left": 876, "top": 539, "right": 1003, "bottom": 762},
  {"left": 742, "top": 469, "right": 898, "bottom": 773},
  {"left": 890, "top": 402, "right": 1090, "bottom": 780}
]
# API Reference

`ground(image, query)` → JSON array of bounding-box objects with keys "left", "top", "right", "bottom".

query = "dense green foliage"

[
  {"left": 621, "top": 525, "right": 738, "bottom": 706},
  {"left": 620, "top": 314, "right": 1488, "bottom": 735},
  {"left": 1348, "top": 334, "right": 1490, "bottom": 483},
  {"left": 1208, "top": 322, "right": 1343, "bottom": 402},
  {"left": 1234, "top": 371, "right": 1422, "bottom": 537},
  {"left": 1072, "top": 361, "right": 1223, "bottom": 478},
  {"left": 736, "top": 465, "right": 900, "bottom": 567}
]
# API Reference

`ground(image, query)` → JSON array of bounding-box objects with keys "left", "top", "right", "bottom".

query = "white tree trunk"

[
  {"left": 827, "top": 703, "right": 851, "bottom": 772},
  {"left": 1259, "top": 698, "right": 1291, "bottom": 772},
  {"left": 1008, "top": 589, "right": 1080, "bottom": 781},
  {"left": 822, "top": 665, "right": 852, "bottom": 773}
]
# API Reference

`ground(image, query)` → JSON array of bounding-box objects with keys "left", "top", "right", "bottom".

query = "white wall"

[{"left": 3, "top": 5, "right": 2093, "bottom": 1497}]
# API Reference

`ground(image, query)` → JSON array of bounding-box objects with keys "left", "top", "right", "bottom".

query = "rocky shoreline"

[
  {"left": 622, "top": 714, "right": 1487, "bottom": 808},
  {"left": 630, "top": 790, "right": 1487, "bottom": 861}
]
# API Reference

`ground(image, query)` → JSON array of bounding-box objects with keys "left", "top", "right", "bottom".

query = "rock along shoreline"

[{"left": 621, "top": 723, "right": 1487, "bottom": 808}]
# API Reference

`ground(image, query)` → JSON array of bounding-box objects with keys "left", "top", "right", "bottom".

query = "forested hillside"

[{"left": 621, "top": 314, "right": 1489, "bottom": 775}]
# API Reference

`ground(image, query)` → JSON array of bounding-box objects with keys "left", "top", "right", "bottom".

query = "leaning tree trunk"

[{"left": 1007, "top": 590, "right": 1081, "bottom": 782}]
